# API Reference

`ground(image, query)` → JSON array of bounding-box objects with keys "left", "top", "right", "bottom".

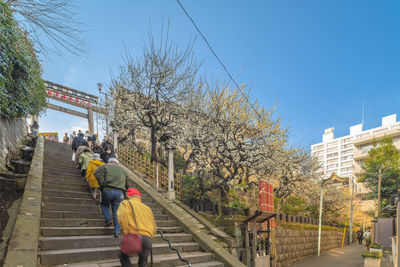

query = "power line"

[{"left": 176, "top": 0, "right": 263, "bottom": 121}]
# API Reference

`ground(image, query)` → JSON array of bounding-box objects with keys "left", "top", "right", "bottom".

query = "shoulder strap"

[{"left": 127, "top": 200, "right": 140, "bottom": 232}]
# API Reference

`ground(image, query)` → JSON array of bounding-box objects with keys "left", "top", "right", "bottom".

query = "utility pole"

[{"left": 378, "top": 168, "right": 382, "bottom": 217}]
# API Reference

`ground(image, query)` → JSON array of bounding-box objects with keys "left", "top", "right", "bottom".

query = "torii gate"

[{"left": 43, "top": 80, "right": 107, "bottom": 135}]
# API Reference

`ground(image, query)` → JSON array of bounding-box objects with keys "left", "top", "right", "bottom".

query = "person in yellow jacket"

[
  {"left": 85, "top": 153, "right": 104, "bottom": 200},
  {"left": 117, "top": 188, "right": 156, "bottom": 267}
]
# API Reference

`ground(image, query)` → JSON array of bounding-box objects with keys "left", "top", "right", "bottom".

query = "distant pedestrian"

[
  {"left": 92, "top": 133, "right": 98, "bottom": 144},
  {"left": 92, "top": 140, "right": 104, "bottom": 154},
  {"left": 79, "top": 148, "right": 93, "bottom": 179},
  {"left": 364, "top": 227, "right": 371, "bottom": 247},
  {"left": 70, "top": 131, "right": 77, "bottom": 143},
  {"left": 72, "top": 132, "right": 85, "bottom": 152},
  {"left": 63, "top": 133, "right": 69, "bottom": 144},
  {"left": 101, "top": 145, "right": 114, "bottom": 163},
  {"left": 30, "top": 121, "right": 39, "bottom": 136},
  {"left": 85, "top": 153, "right": 104, "bottom": 199},
  {"left": 117, "top": 188, "right": 156, "bottom": 267},
  {"left": 357, "top": 229, "right": 363, "bottom": 245},
  {"left": 75, "top": 140, "right": 92, "bottom": 166},
  {"left": 94, "top": 158, "right": 129, "bottom": 238},
  {"left": 101, "top": 137, "right": 114, "bottom": 152},
  {"left": 85, "top": 130, "right": 92, "bottom": 141}
]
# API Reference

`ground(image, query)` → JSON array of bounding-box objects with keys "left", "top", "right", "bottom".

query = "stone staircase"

[{"left": 39, "top": 140, "right": 223, "bottom": 266}]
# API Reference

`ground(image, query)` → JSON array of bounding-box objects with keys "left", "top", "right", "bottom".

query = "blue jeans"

[{"left": 101, "top": 189, "right": 124, "bottom": 234}]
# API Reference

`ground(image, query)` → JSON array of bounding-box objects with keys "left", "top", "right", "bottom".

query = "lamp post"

[{"left": 97, "top": 83, "right": 110, "bottom": 136}]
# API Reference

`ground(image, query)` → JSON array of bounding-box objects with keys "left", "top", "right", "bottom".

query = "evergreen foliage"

[
  {"left": 0, "top": 1, "right": 46, "bottom": 119},
  {"left": 359, "top": 137, "right": 400, "bottom": 216},
  {"left": 359, "top": 138, "right": 400, "bottom": 198}
]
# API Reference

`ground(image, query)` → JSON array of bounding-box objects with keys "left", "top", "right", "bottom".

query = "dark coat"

[
  {"left": 92, "top": 145, "right": 104, "bottom": 154},
  {"left": 101, "top": 141, "right": 114, "bottom": 152},
  {"left": 72, "top": 136, "right": 86, "bottom": 151},
  {"left": 100, "top": 151, "right": 115, "bottom": 163}
]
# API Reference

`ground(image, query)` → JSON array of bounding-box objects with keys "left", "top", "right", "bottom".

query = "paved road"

[{"left": 290, "top": 243, "right": 364, "bottom": 267}]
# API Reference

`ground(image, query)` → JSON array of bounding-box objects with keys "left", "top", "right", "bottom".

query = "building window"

[
  {"left": 327, "top": 152, "right": 338, "bottom": 158},
  {"left": 360, "top": 144, "right": 374, "bottom": 153}
]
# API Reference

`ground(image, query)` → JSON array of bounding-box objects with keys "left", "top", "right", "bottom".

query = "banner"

[{"left": 39, "top": 132, "right": 59, "bottom": 142}]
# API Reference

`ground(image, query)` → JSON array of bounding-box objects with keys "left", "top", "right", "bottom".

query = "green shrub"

[
  {"left": 369, "top": 243, "right": 383, "bottom": 249},
  {"left": 0, "top": 1, "right": 46, "bottom": 119},
  {"left": 361, "top": 251, "right": 383, "bottom": 259}
]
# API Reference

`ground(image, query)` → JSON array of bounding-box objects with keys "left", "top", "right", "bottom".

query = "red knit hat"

[{"left": 127, "top": 188, "right": 142, "bottom": 197}]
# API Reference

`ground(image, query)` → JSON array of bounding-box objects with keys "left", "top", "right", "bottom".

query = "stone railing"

[{"left": 118, "top": 145, "right": 182, "bottom": 198}]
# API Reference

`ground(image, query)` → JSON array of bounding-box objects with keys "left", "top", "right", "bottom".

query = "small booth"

[{"left": 241, "top": 210, "right": 276, "bottom": 267}]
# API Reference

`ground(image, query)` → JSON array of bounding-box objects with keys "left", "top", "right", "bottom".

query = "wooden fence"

[{"left": 118, "top": 145, "right": 182, "bottom": 198}]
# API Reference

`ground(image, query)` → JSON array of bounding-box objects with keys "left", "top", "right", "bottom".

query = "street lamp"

[
  {"left": 317, "top": 172, "right": 349, "bottom": 256},
  {"left": 97, "top": 83, "right": 110, "bottom": 136}
]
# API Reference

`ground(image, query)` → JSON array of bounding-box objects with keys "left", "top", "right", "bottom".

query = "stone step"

[
  {"left": 41, "top": 210, "right": 170, "bottom": 221},
  {"left": 44, "top": 166, "right": 80, "bottom": 172},
  {"left": 42, "top": 202, "right": 165, "bottom": 214},
  {"left": 41, "top": 226, "right": 114, "bottom": 236},
  {"left": 43, "top": 167, "right": 80, "bottom": 172},
  {"left": 42, "top": 196, "right": 95, "bottom": 206},
  {"left": 41, "top": 218, "right": 177, "bottom": 227},
  {"left": 42, "top": 178, "right": 86, "bottom": 187},
  {"left": 42, "top": 202, "right": 101, "bottom": 212},
  {"left": 42, "top": 195, "right": 156, "bottom": 208},
  {"left": 43, "top": 174, "right": 83, "bottom": 181},
  {"left": 61, "top": 251, "right": 215, "bottom": 267},
  {"left": 40, "top": 233, "right": 193, "bottom": 250},
  {"left": 43, "top": 189, "right": 92, "bottom": 198},
  {"left": 42, "top": 182, "right": 88, "bottom": 191},
  {"left": 40, "top": 242, "right": 201, "bottom": 265},
  {"left": 42, "top": 210, "right": 104, "bottom": 219},
  {"left": 176, "top": 261, "right": 224, "bottom": 267},
  {"left": 41, "top": 226, "right": 183, "bottom": 237}
]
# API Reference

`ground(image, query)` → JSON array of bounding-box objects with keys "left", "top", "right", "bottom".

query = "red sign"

[
  {"left": 47, "top": 90, "right": 92, "bottom": 107},
  {"left": 259, "top": 179, "right": 276, "bottom": 228}
]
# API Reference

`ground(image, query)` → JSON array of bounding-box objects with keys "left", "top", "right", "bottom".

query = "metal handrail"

[{"left": 158, "top": 229, "right": 191, "bottom": 267}]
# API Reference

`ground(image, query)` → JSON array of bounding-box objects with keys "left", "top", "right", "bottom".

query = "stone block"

[{"left": 3, "top": 250, "right": 37, "bottom": 267}]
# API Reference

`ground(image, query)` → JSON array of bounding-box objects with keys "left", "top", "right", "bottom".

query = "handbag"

[{"left": 120, "top": 200, "right": 143, "bottom": 254}]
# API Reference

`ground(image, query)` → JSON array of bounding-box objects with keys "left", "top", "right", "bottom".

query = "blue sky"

[{"left": 38, "top": 0, "right": 400, "bottom": 148}]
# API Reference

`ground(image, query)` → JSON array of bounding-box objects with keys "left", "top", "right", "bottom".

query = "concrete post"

[
  {"left": 318, "top": 179, "right": 324, "bottom": 257},
  {"left": 87, "top": 108, "right": 94, "bottom": 135},
  {"left": 349, "top": 177, "right": 354, "bottom": 244},
  {"left": 113, "top": 133, "right": 118, "bottom": 158},
  {"left": 167, "top": 149, "right": 175, "bottom": 200}
]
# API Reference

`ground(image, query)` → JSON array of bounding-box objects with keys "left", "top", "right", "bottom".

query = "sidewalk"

[{"left": 290, "top": 243, "right": 364, "bottom": 267}]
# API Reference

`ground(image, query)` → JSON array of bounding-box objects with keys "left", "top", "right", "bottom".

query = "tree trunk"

[
  {"left": 150, "top": 129, "right": 157, "bottom": 163},
  {"left": 218, "top": 188, "right": 222, "bottom": 217}
]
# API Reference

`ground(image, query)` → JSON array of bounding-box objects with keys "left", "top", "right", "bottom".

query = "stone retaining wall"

[
  {"left": 0, "top": 118, "right": 27, "bottom": 170},
  {"left": 274, "top": 223, "right": 353, "bottom": 267}
]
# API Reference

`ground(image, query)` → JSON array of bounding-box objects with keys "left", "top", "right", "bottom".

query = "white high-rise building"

[
  {"left": 311, "top": 114, "right": 400, "bottom": 208},
  {"left": 311, "top": 123, "right": 362, "bottom": 179}
]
